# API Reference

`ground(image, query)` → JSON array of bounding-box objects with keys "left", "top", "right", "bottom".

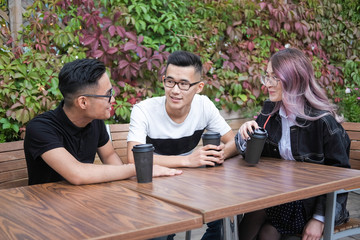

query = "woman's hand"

[
  {"left": 302, "top": 218, "right": 324, "bottom": 240},
  {"left": 238, "top": 120, "right": 259, "bottom": 140}
]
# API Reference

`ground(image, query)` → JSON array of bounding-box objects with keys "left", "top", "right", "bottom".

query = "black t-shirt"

[{"left": 24, "top": 101, "right": 109, "bottom": 185}]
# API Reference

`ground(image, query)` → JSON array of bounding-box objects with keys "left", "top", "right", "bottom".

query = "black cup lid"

[
  {"left": 202, "top": 132, "right": 221, "bottom": 139},
  {"left": 132, "top": 144, "right": 154, "bottom": 152},
  {"left": 252, "top": 128, "right": 268, "bottom": 139}
]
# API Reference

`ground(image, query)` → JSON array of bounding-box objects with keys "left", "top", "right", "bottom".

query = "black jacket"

[{"left": 236, "top": 100, "right": 350, "bottom": 225}]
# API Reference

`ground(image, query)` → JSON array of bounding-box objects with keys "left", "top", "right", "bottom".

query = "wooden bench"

[
  {"left": 343, "top": 122, "right": 360, "bottom": 170},
  {"left": 327, "top": 122, "right": 360, "bottom": 239},
  {"left": 0, "top": 140, "right": 27, "bottom": 189}
]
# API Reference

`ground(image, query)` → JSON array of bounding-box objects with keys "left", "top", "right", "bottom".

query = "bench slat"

[
  {"left": 0, "top": 168, "right": 28, "bottom": 183},
  {"left": 112, "top": 140, "right": 128, "bottom": 149},
  {"left": 0, "top": 140, "right": 24, "bottom": 152},
  {"left": 0, "top": 159, "right": 27, "bottom": 173},
  {"left": 342, "top": 122, "right": 360, "bottom": 132},
  {"left": 348, "top": 132, "right": 360, "bottom": 141},
  {"left": 111, "top": 132, "right": 128, "bottom": 141},
  {"left": 334, "top": 218, "right": 360, "bottom": 233},
  {"left": 350, "top": 141, "right": 360, "bottom": 150},
  {"left": 0, "top": 149, "right": 25, "bottom": 163},
  {"left": 109, "top": 123, "right": 130, "bottom": 132}
]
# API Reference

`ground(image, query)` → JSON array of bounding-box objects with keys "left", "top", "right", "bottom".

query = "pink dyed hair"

[{"left": 269, "top": 48, "right": 342, "bottom": 123}]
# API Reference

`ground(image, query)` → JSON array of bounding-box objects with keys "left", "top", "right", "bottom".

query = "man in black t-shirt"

[{"left": 24, "top": 59, "right": 181, "bottom": 185}]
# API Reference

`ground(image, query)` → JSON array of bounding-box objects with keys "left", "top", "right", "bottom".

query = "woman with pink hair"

[{"left": 235, "top": 48, "right": 350, "bottom": 240}]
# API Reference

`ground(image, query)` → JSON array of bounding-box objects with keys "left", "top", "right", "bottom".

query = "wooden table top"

[
  {"left": 0, "top": 181, "right": 202, "bottom": 240},
  {"left": 119, "top": 156, "right": 360, "bottom": 223}
]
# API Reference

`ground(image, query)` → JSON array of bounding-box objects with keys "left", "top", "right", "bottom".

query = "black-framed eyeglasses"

[
  {"left": 261, "top": 75, "right": 280, "bottom": 87},
  {"left": 163, "top": 77, "right": 201, "bottom": 91},
  {"left": 81, "top": 88, "right": 114, "bottom": 103}
]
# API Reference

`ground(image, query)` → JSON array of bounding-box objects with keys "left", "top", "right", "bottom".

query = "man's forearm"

[
  {"left": 153, "top": 154, "right": 187, "bottom": 168},
  {"left": 224, "top": 139, "right": 239, "bottom": 159}
]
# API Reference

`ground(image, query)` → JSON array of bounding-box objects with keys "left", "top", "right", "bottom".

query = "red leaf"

[
  {"left": 93, "top": 50, "right": 104, "bottom": 58},
  {"left": 100, "top": 37, "right": 109, "bottom": 50},
  {"left": 136, "top": 47, "right": 145, "bottom": 58},
  {"left": 138, "top": 35, "right": 144, "bottom": 43},
  {"left": 152, "top": 54, "right": 163, "bottom": 60},
  {"left": 91, "top": 40, "right": 99, "bottom": 51},
  {"left": 284, "top": 23, "right": 291, "bottom": 31},
  {"left": 226, "top": 26, "right": 233, "bottom": 36},
  {"left": 107, "top": 47, "right": 118, "bottom": 54},
  {"left": 259, "top": 2, "right": 267, "bottom": 10},
  {"left": 269, "top": 19, "right": 274, "bottom": 30},
  {"left": 10, "top": 102, "right": 22, "bottom": 109},
  {"left": 130, "top": 62, "right": 140, "bottom": 71},
  {"left": 221, "top": 54, "right": 229, "bottom": 60},
  {"left": 233, "top": 21, "right": 242, "bottom": 26},
  {"left": 114, "top": 11, "right": 122, "bottom": 21},
  {"left": 234, "top": 61, "right": 243, "bottom": 71},
  {"left": 147, "top": 61, "right": 152, "bottom": 70},
  {"left": 125, "top": 31, "right": 137, "bottom": 41},
  {"left": 109, "top": 25, "right": 116, "bottom": 37},
  {"left": 159, "top": 45, "right": 165, "bottom": 52},
  {"left": 116, "top": 26, "right": 126, "bottom": 37},
  {"left": 81, "top": 35, "right": 96, "bottom": 46},
  {"left": 119, "top": 60, "right": 129, "bottom": 69},
  {"left": 117, "top": 81, "right": 126, "bottom": 87},
  {"left": 247, "top": 41, "right": 255, "bottom": 51},
  {"left": 253, "top": 88, "right": 260, "bottom": 98},
  {"left": 140, "top": 57, "right": 147, "bottom": 63},
  {"left": 267, "top": 4, "right": 274, "bottom": 12},
  {"left": 124, "top": 42, "right": 137, "bottom": 51},
  {"left": 153, "top": 61, "right": 160, "bottom": 68},
  {"left": 130, "top": 67, "right": 138, "bottom": 78}
]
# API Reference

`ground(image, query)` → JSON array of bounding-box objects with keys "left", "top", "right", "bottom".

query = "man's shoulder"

[{"left": 27, "top": 109, "right": 56, "bottom": 128}]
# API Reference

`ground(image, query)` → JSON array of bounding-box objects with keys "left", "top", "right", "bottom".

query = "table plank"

[
  {"left": 0, "top": 181, "right": 202, "bottom": 240},
  {"left": 119, "top": 156, "right": 360, "bottom": 223}
]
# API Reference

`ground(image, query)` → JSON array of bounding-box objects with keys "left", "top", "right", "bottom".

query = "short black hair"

[
  {"left": 166, "top": 51, "right": 202, "bottom": 75},
  {"left": 58, "top": 59, "right": 106, "bottom": 104}
]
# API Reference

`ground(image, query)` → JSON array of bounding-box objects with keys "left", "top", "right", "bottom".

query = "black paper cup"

[
  {"left": 244, "top": 128, "right": 268, "bottom": 165},
  {"left": 132, "top": 144, "right": 154, "bottom": 183},
  {"left": 202, "top": 132, "right": 221, "bottom": 166}
]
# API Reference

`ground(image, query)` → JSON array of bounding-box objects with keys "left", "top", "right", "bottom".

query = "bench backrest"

[
  {"left": 109, "top": 123, "right": 130, "bottom": 164},
  {"left": 342, "top": 122, "right": 360, "bottom": 170},
  {"left": 0, "top": 140, "right": 27, "bottom": 189}
]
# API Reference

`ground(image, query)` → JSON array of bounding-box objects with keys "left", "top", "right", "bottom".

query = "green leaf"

[
  {"left": 139, "top": 5, "right": 148, "bottom": 14},
  {"left": 239, "top": 94, "right": 248, "bottom": 102}
]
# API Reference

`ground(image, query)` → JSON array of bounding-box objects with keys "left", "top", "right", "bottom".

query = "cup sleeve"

[{"left": 235, "top": 132, "right": 247, "bottom": 154}]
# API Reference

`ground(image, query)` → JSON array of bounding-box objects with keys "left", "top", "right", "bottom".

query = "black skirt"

[{"left": 265, "top": 200, "right": 306, "bottom": 235}]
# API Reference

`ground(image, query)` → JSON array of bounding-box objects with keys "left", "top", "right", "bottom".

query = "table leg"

[
  {"left": 223, "top": 215, "right": 239, "bottom": 240},
  {"left": 185, "top": 230, "right": 191, "bottom": 240},
  {"left": 323, "top": 191, "right": 337, "bottom": 240}
]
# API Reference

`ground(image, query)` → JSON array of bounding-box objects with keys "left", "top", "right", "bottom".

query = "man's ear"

[
  {"left": 196, "top": 81, "right": 205, "bottom": 94},
  {"left": 77, "top": 96, "right": 88, "bottom": 110}
]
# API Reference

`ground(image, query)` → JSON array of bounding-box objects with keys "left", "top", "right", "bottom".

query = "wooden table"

[
  {"left": 0, "top": 181, "right": 202, "bottom": 240},
  {"left": 119, "top": 156, "right": 360, "bottom": 226}
]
